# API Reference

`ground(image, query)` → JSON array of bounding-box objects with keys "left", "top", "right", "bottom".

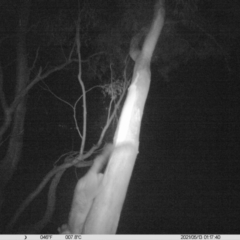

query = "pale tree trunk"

[
  {"left": 64, "top": 0, "right": 165, "bottom": 234},
  {"left": 0, "top": 0, "right": 30, "bottom": 211}
]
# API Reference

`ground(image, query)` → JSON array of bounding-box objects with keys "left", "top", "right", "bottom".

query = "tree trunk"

[
  {"left": 65, "top": 1, "right": 165, "bottom": 234},
  {"left": 0, "top": 0, "right": 30, "bottom": 213}
]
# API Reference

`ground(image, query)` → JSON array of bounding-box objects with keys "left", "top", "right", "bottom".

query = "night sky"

[{"left": 0, "top": 0, "right": 240, "bottom": 234}]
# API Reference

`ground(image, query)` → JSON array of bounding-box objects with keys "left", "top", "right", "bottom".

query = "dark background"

[{"left": 0, "top": 0, "right": 239, "bottom": 234}]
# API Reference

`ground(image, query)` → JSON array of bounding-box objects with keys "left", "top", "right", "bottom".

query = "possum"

[{"left": 58, "top": 144, "right": 113, "bottom": 234}]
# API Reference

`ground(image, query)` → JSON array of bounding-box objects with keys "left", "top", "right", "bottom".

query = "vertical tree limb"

[{"left": 66, "top": 0, "right": 165, "bottom": 234}]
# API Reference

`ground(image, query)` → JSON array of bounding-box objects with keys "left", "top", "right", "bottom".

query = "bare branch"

[
  {"left": 75, "top": 17, "right": 87, "bottom": 156},
  {"left": 6, "top": 57, "right": 130, "bottom": 232},
  {"left": 0, "top": 63, "right": 11, "bottom": 142},
  {"left": 41, "top": 81, "right": 74, "bottom": 109},
  {"left": 11, "top": 58, "right": 73, "bottom": 114},
  {"left": 68, "top": 41, "right": 76, "bottom": 61},
  {"left": 5, "top": 152, "right": 93, "bottom": 232},
  {"left": 73, "top": 95, "right": 83, "bottom": 139},
  {"left": 81, "top": 52, "right": 106, "bottom": 63},
  {"left": 30, "top": 46, "right": 40, "bottom": 71},
  {"left": 0, "top": 64, "right": 8, "bottom": 111},
  {"left": 29, "top": 169, "right": 66, "bottom": 233}
]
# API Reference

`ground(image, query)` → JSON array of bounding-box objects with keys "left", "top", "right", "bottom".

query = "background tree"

[{"left": 0, "top": 0, "right": 30, "bottom": 211}]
